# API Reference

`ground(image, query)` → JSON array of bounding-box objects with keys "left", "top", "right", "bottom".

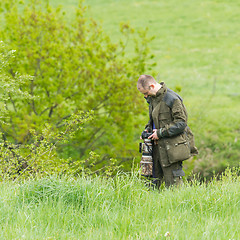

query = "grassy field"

[
  {"left": 51, "top": 0, "right": 240, "bottom": 94},
  {"left": 1, "top": 3, "right": 238, "bottom": 239},
  {"left": 0, "top": 170, "right": 239, "bottom": 239}
]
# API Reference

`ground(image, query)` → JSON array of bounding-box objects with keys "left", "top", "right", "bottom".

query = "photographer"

[{"left": 137, "top": 75, "right": 198, "bottom": 188}]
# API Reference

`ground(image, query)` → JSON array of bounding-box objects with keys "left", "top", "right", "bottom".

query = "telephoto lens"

[{"left": 139, "top": 131, "right": 153, "bottom": 177}]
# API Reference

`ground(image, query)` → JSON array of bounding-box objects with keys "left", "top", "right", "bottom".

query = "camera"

[
  {"left": 139, "top": 131, "right": 153, "bottom": 177},
  {"left": 141, "top": 131, "right": 153, "bottom": 139}
]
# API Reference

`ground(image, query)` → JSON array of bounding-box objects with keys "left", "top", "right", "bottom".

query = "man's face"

[{"left": 138, "top": 85, "right": 154, "bottom": 98}]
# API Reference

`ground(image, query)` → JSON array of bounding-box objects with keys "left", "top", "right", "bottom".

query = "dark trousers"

[{"left": 152, "top": 144, "right": 184, "bottom": 188}]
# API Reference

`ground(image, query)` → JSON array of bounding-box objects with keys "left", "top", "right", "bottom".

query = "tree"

[{"left": 0, "top": 0, "right": 155, "bottom": 175}]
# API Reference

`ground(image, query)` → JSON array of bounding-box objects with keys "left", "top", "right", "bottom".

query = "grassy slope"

[
  {"left": 52, "top": 0, "right": 240, "bottom": 94},
  {"left": 0, "top": 173, "right": 239, "bottom": 239},
  {"left": 1, "top": 3, "right": 238, "bottom": 239}
]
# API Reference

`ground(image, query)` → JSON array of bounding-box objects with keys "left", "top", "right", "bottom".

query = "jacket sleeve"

[{"left": 158, "top": 99, "right": 187, "bottom": 138}]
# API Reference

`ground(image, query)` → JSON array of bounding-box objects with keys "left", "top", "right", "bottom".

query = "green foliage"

[
  {"left": 0, "top": 42, "right": 32, "bottom": 123},
  {"left": 0, "top": 168, "right": 239, "bottom": 239},
  {"left": 0, "top": 42, "right": 109, "bottom": 180},
  {"left": 0, "top": 0, "right": 155, "bottom": 177},
  {"left": 0, "top": 110, "right": 95, "bottom": 180}
]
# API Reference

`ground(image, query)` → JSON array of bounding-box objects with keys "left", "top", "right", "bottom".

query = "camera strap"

[{"left": 145, "top": 142, "right": 152, "bottom": 154}]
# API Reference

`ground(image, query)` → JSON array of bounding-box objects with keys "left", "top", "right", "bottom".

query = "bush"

[{"left": 0, "top": 0, "right": 156, "bottom": 178}]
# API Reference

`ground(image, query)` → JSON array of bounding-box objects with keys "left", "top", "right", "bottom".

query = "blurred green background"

[{"left": 1, "top": 0, "right": 240, "bottom": 178}]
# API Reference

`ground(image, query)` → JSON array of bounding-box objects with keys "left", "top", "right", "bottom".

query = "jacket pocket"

[
  {"left": 165, "top": 134, "right": 191, "bottom": 164},
  {"left": 158, "top": 112, "right": 171, "bottom": 127},
  {"left": 159, "top": 112, "right": 171, "bottom": 120}
]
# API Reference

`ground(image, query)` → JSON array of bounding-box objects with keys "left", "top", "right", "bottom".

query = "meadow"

[
  {"left": 0, "top": 2, "right": 239, "bottom": 238},
  {"left": 0, "top": 169, "right": 239, "bottom": 239}
]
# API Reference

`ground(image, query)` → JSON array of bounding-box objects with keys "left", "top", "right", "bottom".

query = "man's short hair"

[{"left": 137, "top": 75, "right": 156, "bottom": 89}]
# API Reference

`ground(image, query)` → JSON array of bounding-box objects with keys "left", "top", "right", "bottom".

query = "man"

[{"left": 137, "top": 75, "right": 198, "bottom": 188}]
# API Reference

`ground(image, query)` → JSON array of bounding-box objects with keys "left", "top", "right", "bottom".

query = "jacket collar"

[{"left": 152, "top": 82, "right": 167, "bottom": 101}]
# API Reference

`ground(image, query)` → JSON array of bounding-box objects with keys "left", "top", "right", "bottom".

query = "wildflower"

[{"left": 164, "top": 231, "right": 171, "bottom": 237}]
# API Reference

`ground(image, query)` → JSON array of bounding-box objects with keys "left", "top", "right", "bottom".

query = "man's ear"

[{"left": 149, "top": 84, "right": 154, "bottom": 89}]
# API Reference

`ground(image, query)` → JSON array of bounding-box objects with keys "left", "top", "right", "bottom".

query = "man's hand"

[{"left": 148, "top": 129, "right": 159, "bottom": 140}]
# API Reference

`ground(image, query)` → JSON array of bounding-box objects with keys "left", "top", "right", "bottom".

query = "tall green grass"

[{"left": 0, "top": 169, "right": 239, "bottom": 239}]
